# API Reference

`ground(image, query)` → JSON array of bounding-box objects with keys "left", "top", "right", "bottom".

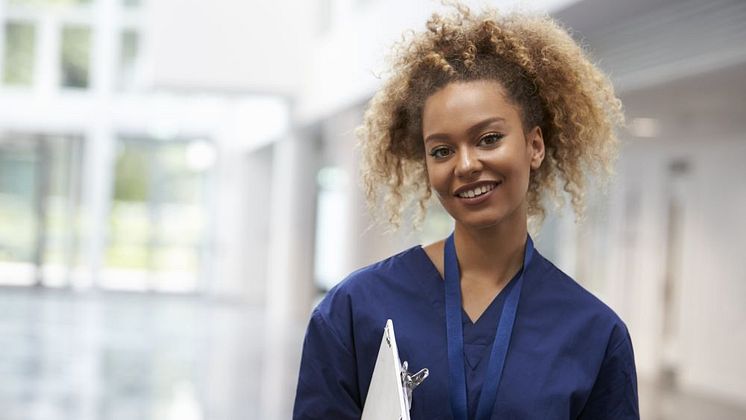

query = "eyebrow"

[{"left": 424, "top": 117, "right": 507, "bottom": 143}]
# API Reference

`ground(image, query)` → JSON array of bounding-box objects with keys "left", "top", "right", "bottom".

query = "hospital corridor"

[{"left": 1, "top": 0, "right": 745, "bottom": 418}]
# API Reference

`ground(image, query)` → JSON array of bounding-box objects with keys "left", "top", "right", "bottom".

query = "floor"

[{"left": 0, "top": 287, "right": 744, "bottom": 420}]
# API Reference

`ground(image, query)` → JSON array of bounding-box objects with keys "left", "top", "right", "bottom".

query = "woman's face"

[{"left": 421, "top": 80, "right": 544, "bottom": 230}]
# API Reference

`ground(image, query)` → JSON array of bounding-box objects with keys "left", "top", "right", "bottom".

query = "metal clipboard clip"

[{"left": 401, "top": 360, "right": 429, "bottom": 411}]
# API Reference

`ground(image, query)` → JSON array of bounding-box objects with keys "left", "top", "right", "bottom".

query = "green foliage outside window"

[
  {"left": 107, "top": 140, "right": 207, "bottom": 278},
  {"left": 3, "top": 22, "right": 36, "bottom": 85},
  {"left": 61, "top": 25, "right": 91, "bottom": 88},
  {"left": 114, "top": 143, "right": 149, "bottom": 202}
]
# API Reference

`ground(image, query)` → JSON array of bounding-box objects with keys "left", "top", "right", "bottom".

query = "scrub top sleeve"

[
  {"left": 293, "top": 309, "right": 362, "bottom": 420},
  {"left": 578, "top": 329, "right": 640, "bottom": 419}
]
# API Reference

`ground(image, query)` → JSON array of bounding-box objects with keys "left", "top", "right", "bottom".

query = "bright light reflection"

[
  {"left": 166, "top": 382, "right": 203, "bottom": 420},
  {"left": 186, "top": 140, "right": 217, "bottom": 171},
  {"left": 630, "top": 117, "right": 660, "bottom": 138}
]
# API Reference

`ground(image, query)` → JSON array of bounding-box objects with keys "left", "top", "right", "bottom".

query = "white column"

[
  {"left": 243, "top": 147, "right": 275, "bottom": 302},
  {"left": 92, "top": 0, "right": 116, "bottom": 96},
  {"left": 260, "top": 131, "right": 317, "bottom": 419},
  {"left": 36, "top": 14, "right": 57, "bottom": 96},
  {"left": 210, "top": 143, "right": 274, "bottom": 302},
  {"left": 76, "top": 123, "right": 114, "bottom": 290}
]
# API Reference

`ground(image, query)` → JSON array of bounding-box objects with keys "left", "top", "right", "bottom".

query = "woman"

[{"left": 293, "top": 5, "right": 638, "bottom": 420}]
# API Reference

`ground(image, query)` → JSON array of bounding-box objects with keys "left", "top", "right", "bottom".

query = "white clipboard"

[{"left": 361, "top": 319, "right": 428, "bottom": 420}]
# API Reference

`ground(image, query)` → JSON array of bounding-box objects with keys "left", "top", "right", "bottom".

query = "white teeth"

[{"left": 458, "top": 183, "right": 496, "bottom": 198}]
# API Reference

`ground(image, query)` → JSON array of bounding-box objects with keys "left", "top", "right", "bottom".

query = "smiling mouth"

[{"left": 456, "top": 182, "right": 501, "bottom": 198}]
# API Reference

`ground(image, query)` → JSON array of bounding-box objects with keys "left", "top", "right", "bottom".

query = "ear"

[{"left": 527, "top": 126, "right": 545, "bottom": 170}]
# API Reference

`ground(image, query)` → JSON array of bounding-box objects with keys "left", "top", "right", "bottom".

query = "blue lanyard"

[{"left": 444, "top": 232, "right": 534, "bottom": 420}]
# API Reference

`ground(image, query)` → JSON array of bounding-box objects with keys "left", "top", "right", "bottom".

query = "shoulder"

[
  {"left": 326, "top": 245, "right": 426, "bottom": 298},
  {"left": 312, "top": 244, "right": 429, "bottom": 330},
  {"left": 528, "top": 251, "right": 631, "bottom": 346}
]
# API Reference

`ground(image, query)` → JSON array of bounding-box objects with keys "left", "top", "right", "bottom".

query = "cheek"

[
  {"left": 509, "top": 163, "right": 533, "bottom": 196},
  {"left": 425, "top": 164, "right": 448, "bottom": 193}
]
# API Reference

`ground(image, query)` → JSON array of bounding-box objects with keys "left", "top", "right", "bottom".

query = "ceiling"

[
  {"left": 621, "top": 61, "right": 746, "bottom": 142},
  {"left": 554, "top": 0, "right": 680, "bottom": 37},
  {"left": 555, "top": 0, "right": 746, "bottom": 93}
]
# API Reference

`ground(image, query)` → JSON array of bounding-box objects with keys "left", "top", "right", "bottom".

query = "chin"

[
  {"left": 462, "top": 218, "right": 506, "bottom": 230},
  {"left": 451, "top": 211, "right": 507, "bottom": 230},
  {"left": 447, "top": 202, "right": 525, "bottom": 231}
]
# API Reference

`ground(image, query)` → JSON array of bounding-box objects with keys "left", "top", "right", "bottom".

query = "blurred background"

[{"left": 0, "top": 0, "right": 744, "bottom": 419}]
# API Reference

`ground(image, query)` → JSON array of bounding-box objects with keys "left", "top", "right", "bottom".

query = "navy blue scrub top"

[{"left": 293, "top": 242, "right": 639, "bottom": 419}]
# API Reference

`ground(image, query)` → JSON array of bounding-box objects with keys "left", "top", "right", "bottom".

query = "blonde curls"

[{"left": 357, "top": 5, "right": 623, "bottom": 229}]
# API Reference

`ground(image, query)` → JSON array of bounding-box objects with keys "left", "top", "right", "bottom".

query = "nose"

[{"left": 454, "top": 147, "right": 482, "bottom": 179}]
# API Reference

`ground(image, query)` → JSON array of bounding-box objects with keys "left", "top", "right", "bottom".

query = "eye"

[
  {"left": 478, "top": 133, "right": 504, "bottom": 146},
  {"left": 429, "top": 146, "right": 452, "bottom": 159}
]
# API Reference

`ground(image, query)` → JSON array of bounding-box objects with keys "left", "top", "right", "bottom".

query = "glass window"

[
  {"left": 106, "top": 138, "right": 214, "bottom": 292},
  {"left": 0, "top": 134, "right": 84, "bottom": 287},
  {"left": 118, "top": 29, "right": 139, "bottom": 90},
  {"left": 3, "top": 22, "right": 36, "bottom": 86},
  {"left": 0, "top": 139, "right": 37, "bottom": 280},
  {"left": 41, "top": 135, "right": 85, "bottom": 287},
  {"left": 108, "top": 141, "right": 152, "bottom": 281},
  {"left": 313, "top": 166, "right": 350, "bottom": 291},
  {"left": 122, "top": 0, "right": 140, "bottom": 7},
  {"left": 60, "top": 25, "right": 91, "bottom": 88}
]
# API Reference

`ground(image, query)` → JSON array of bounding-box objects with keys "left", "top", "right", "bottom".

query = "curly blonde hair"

[{"left": 357, "top": 5, "right": 623, "bottom": 229}]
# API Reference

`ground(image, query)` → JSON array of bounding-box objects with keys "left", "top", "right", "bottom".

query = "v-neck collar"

[
  {"left": 414, "top": 244, "right": 522, "bottom": 324},
  {"left": 462, "top": 290, "right": 502, "bottom": 326},
  {"left": 410, "top": 243, "right": 530, "bottom": 375}
]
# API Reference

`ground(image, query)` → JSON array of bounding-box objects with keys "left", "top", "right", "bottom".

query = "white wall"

[
  {"left": 676, "top": 141, "right": 746, "bottom": 405},
  {"left": 149, "top": 0, "right": 315, "bottom": 95},
  {"left": 295, "top": 0, "right": 579, "bottom": 123},
  {"left": 606, "top": 138, "right": 746, "bottom": 406},
  {"left": 579, "top": 62, "right": 746, "bottom": 404}
]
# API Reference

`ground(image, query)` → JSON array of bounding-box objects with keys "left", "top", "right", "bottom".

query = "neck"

[{"left": 453, "top": 206, "right": 528, "bottom": 287}]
